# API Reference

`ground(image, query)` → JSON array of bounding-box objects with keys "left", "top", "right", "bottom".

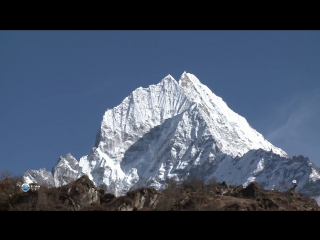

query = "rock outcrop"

[
  {"left": 64, "top": 175, "right": 100, "bottom": 210},
  {"left": 165, "top": 181, "right": 320, "bottom": 211}
]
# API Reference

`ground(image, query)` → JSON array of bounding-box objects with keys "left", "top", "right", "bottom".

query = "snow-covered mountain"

[
  {"left": 23, "top": 72, "right": 320, "bottom": 204},
  {"left": 24, "top": 153, "right": 79, "bottom": 187},
  {"left": 24, "top": 168, "right": 55, "bottom": 187},
  {"left": 52, "top": 153, "right": 79, "bottom": 186}
]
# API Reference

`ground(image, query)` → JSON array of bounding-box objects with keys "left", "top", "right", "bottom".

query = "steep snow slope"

[
  {"left": 77, "top": 75, "right": 193, "bottom": 191},
  {"left": 118, "top": 102, "right": 217, "bottom": 194},
  {"left": 52, "top": 153, "right": 79, "bottom": 186},
  {"left": 179, "top": 72, "right": 288, "bottom": 158}
]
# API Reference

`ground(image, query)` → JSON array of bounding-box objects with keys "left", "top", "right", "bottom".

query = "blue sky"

[{"left": 1, "top": 30, "right": 320, "bottom": 176}]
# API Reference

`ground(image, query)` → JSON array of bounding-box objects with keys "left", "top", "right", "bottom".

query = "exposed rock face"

[
  {"left": 67, "top": 175, "right": 100, "bottom": 209},
  {"left": 236, "top": 181, "right": 260, "bottom": 199},
  {"left": 126, "top": 187, "right": 163, "bottom": 210},
  {"left": 99, "top": 187, "right": 163, "bottom": 211},
  {"left": 163, "top": 181, "right": 320, "bottom": 211},
  {"left": 97, "top": 180, "right": 320, "bottom": 211}
]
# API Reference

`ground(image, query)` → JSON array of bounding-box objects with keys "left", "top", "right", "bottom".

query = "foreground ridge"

[{"left": 2, "top": 175, "right": 320, "bottom": 211}]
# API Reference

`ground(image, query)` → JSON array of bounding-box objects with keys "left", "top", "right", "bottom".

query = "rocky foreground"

[{"left": 1, "top": 175, "right": 319, "bottom": 211}]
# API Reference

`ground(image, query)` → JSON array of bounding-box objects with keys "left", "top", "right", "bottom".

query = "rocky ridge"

[{"left": 2, "top": 175, "right": 320, "bottom": 211}]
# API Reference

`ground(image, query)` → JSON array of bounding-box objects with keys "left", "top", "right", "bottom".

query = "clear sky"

[{"left": 1, "top": 30, "right": 320, "bottom": 176}]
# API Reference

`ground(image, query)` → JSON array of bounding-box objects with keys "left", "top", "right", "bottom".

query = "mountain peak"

[
  {"left": 177, "top": 73, "right": 288, "bottom": 158},
  {"left": 159, "top": 74, "right": 178, "bottom": 86},
  {"left": 179, "top": 71, "right": 201, "bottom": 87},
  {"left": 52, "top": 153, "right": 79, "bottom": 186},
  {"left": 164, "top": 74, "right": 175, "bottom": 80}
]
